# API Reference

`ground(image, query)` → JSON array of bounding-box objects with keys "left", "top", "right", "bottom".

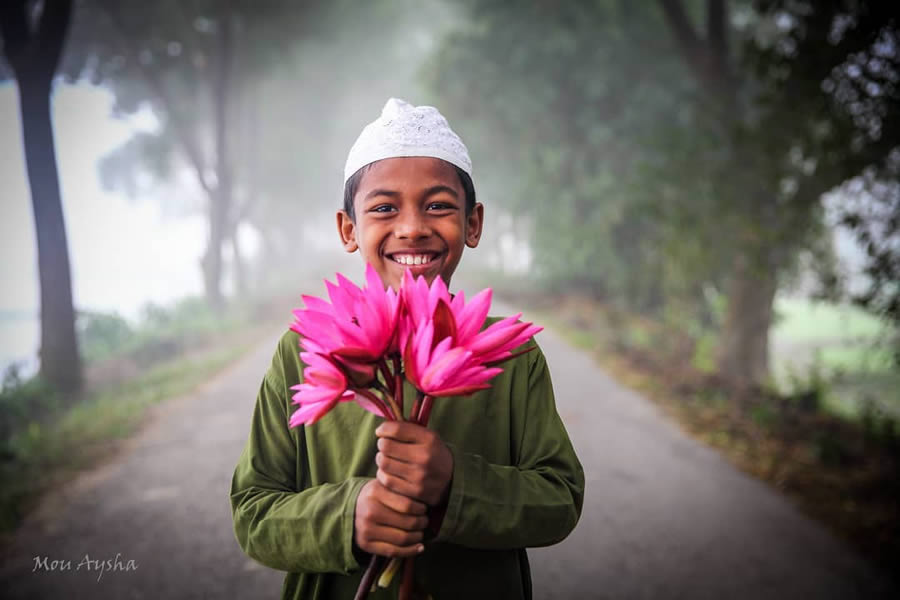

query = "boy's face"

[{"left": 337, "top": 157, "right": 483, "bottom": 291}]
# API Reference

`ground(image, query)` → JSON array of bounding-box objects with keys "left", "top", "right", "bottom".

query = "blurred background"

[{"left": 1, "top": 0, "right": 898, "bottom": 597}]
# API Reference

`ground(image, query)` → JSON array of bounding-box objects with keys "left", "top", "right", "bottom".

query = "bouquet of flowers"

[{"left": 289, "top": 264, "right": 541, "bottom": 599}]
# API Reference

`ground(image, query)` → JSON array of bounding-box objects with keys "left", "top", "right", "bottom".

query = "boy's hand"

[
  {"left": 375, "top": 421, "right": 454, "bottom": 507},
  {"left": 354, "top": 479, "right": 428, "bottom": 557}
]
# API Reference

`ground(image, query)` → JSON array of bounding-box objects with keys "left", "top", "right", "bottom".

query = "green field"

[{"left": 770, "top": 297, "right": 899, "bottom": 418}]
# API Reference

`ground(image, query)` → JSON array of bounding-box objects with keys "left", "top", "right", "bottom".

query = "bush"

[
  {"left": 0, "top": 364, "right": 59, "bottom": 458},
  {"left": 74, "top": 297, "right": 248, "bottom": 368},
  {"left": 77, "top": 310, "right": 134, "bottom": 362}
]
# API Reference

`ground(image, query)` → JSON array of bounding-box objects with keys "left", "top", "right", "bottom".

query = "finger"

[
  {"left": 375, "top": 421, "right": 427, "bottom": 443},
  {"left": 373, "top": 503, "right": 429, "bottom": 531},
  {"left": 371, "top": 480, "right": 428, "bottom": 517},
  {"left": 376, "top": 451, "right": 421, "bottom": 480},
  {"left": 365, "top": 540, "right": 425, "bottom": 559},
  {"left": 366, "top": 523, "right": 425, "bottom": 548},
  {"left": 377, "top": 482, "right": 428, "bottom": 530},
  {"left": 377, "top": 438, "right": 423, "bottom": 463},
  {"left": 377, "top": 468, "right": 426, "bottom": 503}
]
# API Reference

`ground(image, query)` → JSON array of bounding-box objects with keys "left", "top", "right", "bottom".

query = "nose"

[{"left": 394, "top": 209, "right": 431, "bottom": 240}]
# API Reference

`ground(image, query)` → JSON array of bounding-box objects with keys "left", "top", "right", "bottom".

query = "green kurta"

[{"left": 230, "top": 322, "right": 584, "bottom": 600}]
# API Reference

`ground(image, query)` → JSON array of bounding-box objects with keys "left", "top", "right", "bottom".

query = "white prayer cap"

[{"left": 343, "top": 98, "right": 472, "bottom": 184}]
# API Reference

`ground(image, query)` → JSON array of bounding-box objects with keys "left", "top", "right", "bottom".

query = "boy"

[{"left": 231, "top": 98, "right": 584, "bottom": 599}]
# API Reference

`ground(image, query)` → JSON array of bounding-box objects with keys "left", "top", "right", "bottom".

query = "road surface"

[{"left": 1, "top": 323, "right": 894, "bottom": 599}]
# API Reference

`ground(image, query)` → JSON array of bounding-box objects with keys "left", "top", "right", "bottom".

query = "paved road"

[{"left": 1, "top": 324, "right": 894, "bottom": 599}]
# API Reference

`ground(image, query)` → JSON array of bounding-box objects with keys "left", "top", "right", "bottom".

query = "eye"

[
  {"left": 370, "top": 204, "right": 396, "bottom": 214},
  {"left": 427, "top": 201, "right": 457, "bottom": 211}
]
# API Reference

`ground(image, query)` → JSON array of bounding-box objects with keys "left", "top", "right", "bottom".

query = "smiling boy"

[{"left": 231, "top": 99, "right": 584, "bottom": 599}]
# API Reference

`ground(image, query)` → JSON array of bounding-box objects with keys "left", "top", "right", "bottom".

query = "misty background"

[{"left": 1, "top": 0, "right": 899, "bottom": 597}]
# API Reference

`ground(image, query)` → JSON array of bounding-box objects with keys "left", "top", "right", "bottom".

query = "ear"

[
  {"left": 465, "top": 202, "right": 484, "bottom": 248},
  {"left": 336, "top": 210, "right": 358, "bottom": 252}
]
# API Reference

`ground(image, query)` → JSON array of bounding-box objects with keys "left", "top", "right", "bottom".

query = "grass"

[
  {"left": 0, "top": 342, "right": 249, "bottom": 533},
  {"left": 0, "top": 293, "right": 295, "bottom": 536},
  {"left": 770, "top": 296, "right": 899, "bottom": 420},
  {"left": 773, "top": 297, "right": 888, "bottom": 344},
  {"left": 510, "top": 290, "right": 900, "bottom": 578}
]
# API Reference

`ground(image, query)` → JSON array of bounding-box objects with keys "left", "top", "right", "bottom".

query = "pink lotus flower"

[
  {"left": 289, "top": 352, "right": 355, "bottom": 426},
  {"left": 400, "top": 270, "right": 542, "bottom": 366},
  {"left": 403, "top": 318, "right": 503, "bottom": 397},
  {"left": 289, "top": 352, "right": 387, "bottom": 426},
  {"left": 291, "top": 264, "right": 400, "bottom": 363},
  {"left": 288, "top": 267, "right": 545, "bottom": 598},
  {"left": 462, "top": 312, "right": 542, "bottom": 364}
]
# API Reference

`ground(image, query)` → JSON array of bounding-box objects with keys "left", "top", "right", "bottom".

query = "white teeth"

[{"left": 392, "top": 254, "right": 433, "bottom": 265}]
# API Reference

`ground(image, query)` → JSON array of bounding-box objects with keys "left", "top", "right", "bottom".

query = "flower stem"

[
  {"left": 392, "top": 355, "right": 404, "bottom": 417},
  {"left": 356, "top": 388, "right": 395, "bottom": 421},
  {"left": 383, "top": 393, "right": 403, "bottom": 424},
  {"left": 354, "top": 555, "right": 385, "bottom": 600},
  {"left": 410, "top": 391, "right": 425, "bottom": 423},
  {"left": 378, "top": 358, "right": 394, "bottom": 396},
  {"left": 417, "top": 395, "right": 434, "bottom": 426},
  {"left": 378, "top": 556, "right": 403, "bottom": 588},
  {"left": 399, "top": 556, "right": 415, "bottom": 600}
]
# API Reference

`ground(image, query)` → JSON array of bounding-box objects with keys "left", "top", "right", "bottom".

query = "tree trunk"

[
  {"left": 203, "top": 12, "right": 235, "bottom": 312},
  {"left": 2, "top": 0, "right": 82, "bottom": 393},
  {"left": 231, "top": 233, "right": 247, "bottom": 299},
  {"left": 717, "top": 251, "right": 777, "bottom": 386},
  {"left": 18, "top": 77, "right": 83, "bottom": 392},
  {"left": 203, "top": 186, "right": 228, "bottom": 311}
]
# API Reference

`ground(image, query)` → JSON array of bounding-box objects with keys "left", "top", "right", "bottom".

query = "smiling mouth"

[{"left": 386, "top": 252, "right": 441, "bottom": 266}]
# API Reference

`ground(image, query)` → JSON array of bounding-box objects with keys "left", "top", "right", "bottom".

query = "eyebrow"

[
  {"left": 423, "top": 185, "right": 459, "bottom": 199},
  {"left": 363, "top": 189, "right": 400, "bottom": 202},
  {"left": 363, "top": 185, "right": 459, "bottom": 202}
]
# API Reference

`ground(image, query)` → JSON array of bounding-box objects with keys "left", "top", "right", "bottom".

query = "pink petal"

[
  {"left": 455, "top": 288, "right": 492, "bottom": 343},
  {"left": 365, "top": 263, "right": 384, "bottom": 294},
  {"left": 301, "top": 295, "right": 335, "bottom": 315},
  {"left": 291, "top": 383, "right": 342, "bottom": 406},
  {"left": 477, "top": 324, "right": 543, "bottom": 363},
  {"left": 415, "top": 320, "right": 434, "bottom": 377},
  {"left": 289, "top": 400, "right": 335, "bottom": 427},
  {"left": 403, "top": 333, "right": 422, "bottom": 389},
  {"left": 428, "top": 274, "right": 451, "bottom": 315},
  {"left": 325, "top": 278, "right": 358, "bottom": 320},
  {"left": 468, "top": 318, "right": 530, "bottom": 356},
  {"left": 430, "top": 382, "right": 492, "bottom": 397},
  {"left": 450, "top": 289, "right": 466, "bottom": 314},
  {"left": 353, "top": 392, "right": 388, "bottom": 418},
  {"left": 422, "top": 346, "right": 471, "bottom": 390}
]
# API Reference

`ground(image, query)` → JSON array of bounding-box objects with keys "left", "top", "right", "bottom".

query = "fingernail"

[{"left": 417, "top": 544, "right": 425, "bottom": 553}]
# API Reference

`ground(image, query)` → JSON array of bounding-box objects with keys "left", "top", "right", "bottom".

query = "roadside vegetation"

[
  {"left": 474, "top": 270, "right": 899, "bottom": 576},
  {"left": 0, "top": 295, "right": 287, "bottom": 534}
]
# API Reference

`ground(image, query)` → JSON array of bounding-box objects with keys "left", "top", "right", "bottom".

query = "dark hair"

[{"left": 342, "top": 160, "right": 476, "bottom": 221}]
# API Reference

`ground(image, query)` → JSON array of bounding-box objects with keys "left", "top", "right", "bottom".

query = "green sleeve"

[
  {"left": 434, "top": 345, "right": 585, "bottom": 549},
  {"left": 230, "top": 338, "right": 369, "bottom": 574}
]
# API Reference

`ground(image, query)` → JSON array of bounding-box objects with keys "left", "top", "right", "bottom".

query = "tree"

[
  {"left": 656, "top": 0, "right": 899, "bottom": 383},
  {"left": 1, "top": 0, "right": 83, "bottom": 392},
  {"left": 63, "top": 0, "right": 315, "bottom": 310},
  {"left": 426, "top": 0, "right": 899, "bottom": 385}
]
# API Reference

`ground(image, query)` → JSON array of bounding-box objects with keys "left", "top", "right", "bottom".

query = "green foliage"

[
  {"left": 813, "top": 426, "right": 851, "bottom": 466},
  {"left": 0, "top": 365, "right": 61, "bottom": 453},
  {"left": 782, "top": 353, "right": 829, "bottom": 413},
  {"left": 77, "top": 310, "right": 134, "bottom": 362},
  {"left": 691, "top": 333, "right": 718, "bottom": 373},
  {"left": 73, "top": 296, "right": 251, "bottom": 367},
  {"left": 0, "top": 342, "right": 247, "bottom": 532},
  {"left": 750, "top": 399, "right": 778, "bottom": 430},
  {"left": 425, "top": 0, "right": 900, "bottom": 383}
]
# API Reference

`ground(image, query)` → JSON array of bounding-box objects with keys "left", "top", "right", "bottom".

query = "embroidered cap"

[{"left": 343, "top": 98, "right": 472, "bottom": 184}]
